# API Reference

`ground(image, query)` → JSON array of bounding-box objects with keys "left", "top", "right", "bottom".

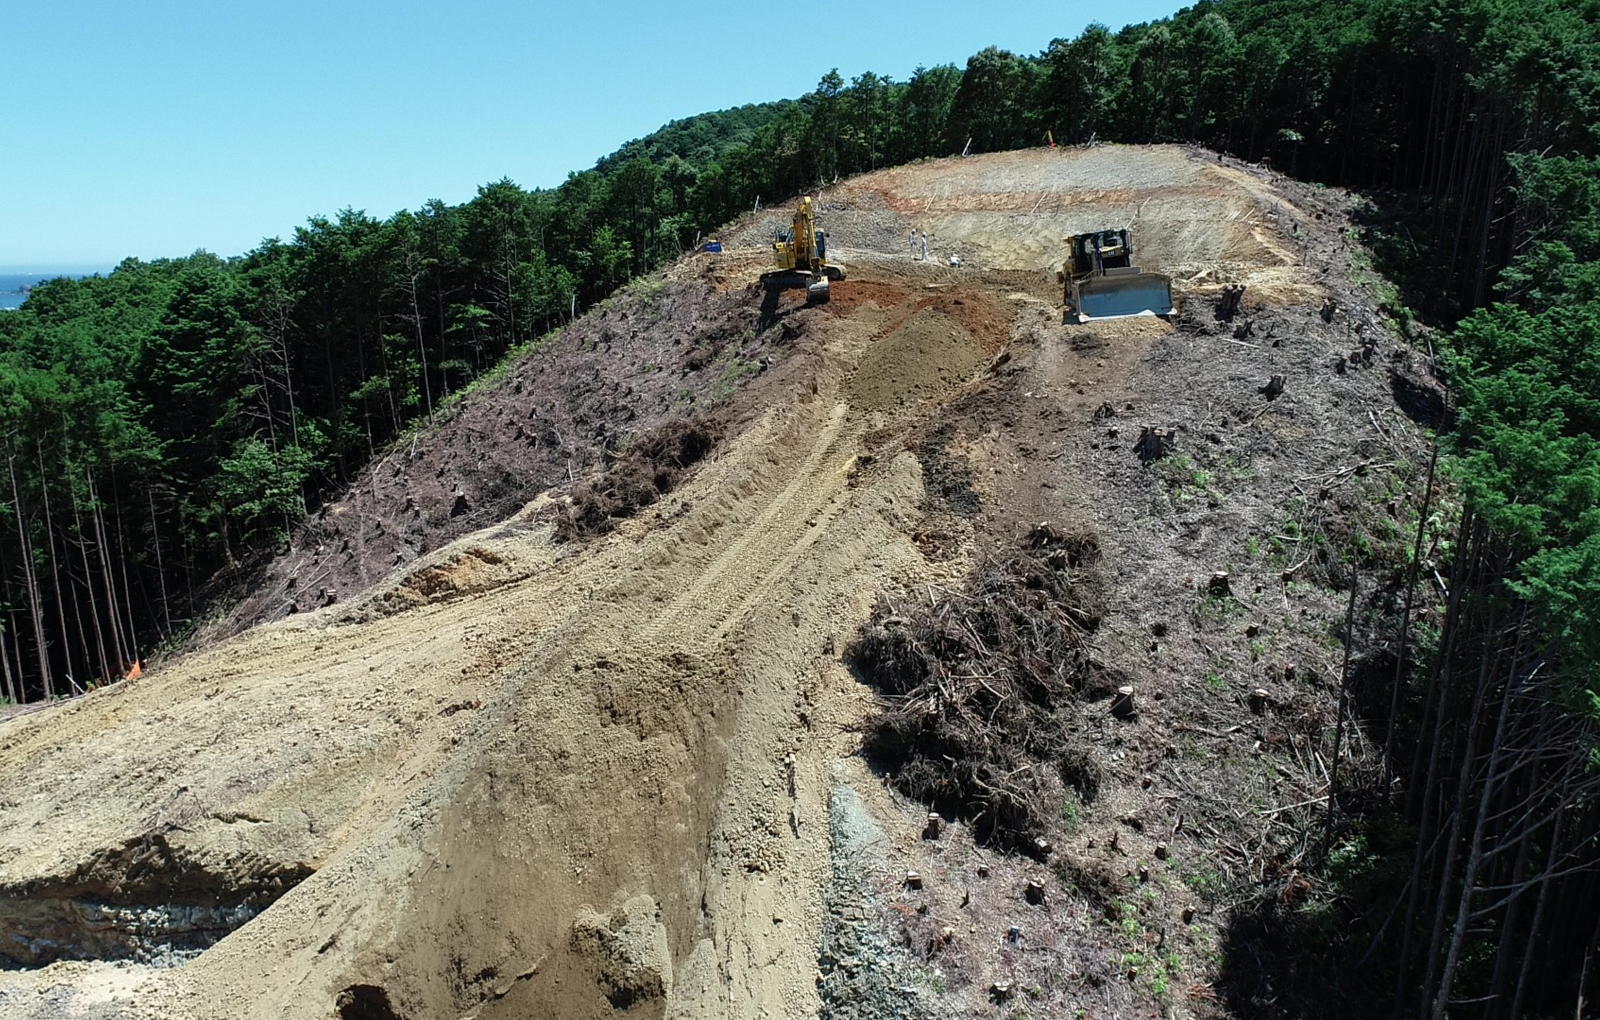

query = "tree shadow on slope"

[
  {"left": 1215, "top": 755, "right": 1416, "bottom": 1019},
  {"left": 1217, "top": 813, "right": 1421, "bottom": 1019}
]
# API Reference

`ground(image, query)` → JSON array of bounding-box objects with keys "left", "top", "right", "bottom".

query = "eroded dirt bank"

[{"left": 0, "top": 145, "right": 1435, "bottom": 1019}]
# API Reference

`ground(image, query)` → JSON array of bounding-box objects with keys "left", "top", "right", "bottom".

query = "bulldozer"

[
  {"left": 1059, "top": 229, "right": 1173, "bottom": 322},
  {"left": 762, "top": 196, "right": 844, "bottom": 302}
]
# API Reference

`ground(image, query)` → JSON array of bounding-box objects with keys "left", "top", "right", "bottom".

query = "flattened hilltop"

[{"left": 0, "top": 146, "right": 1437, "bottom": 1019}]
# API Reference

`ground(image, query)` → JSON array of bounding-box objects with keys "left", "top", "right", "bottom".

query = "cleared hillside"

[{"left": 0, "top": 145, "right": 1438, "bottom": 1019}]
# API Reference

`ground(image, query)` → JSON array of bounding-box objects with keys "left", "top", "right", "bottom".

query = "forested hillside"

[{"left": 1, "top": 2, "right": 1597, "bottom": 1014}]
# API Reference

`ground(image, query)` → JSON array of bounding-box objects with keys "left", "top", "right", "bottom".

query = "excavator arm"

[{"left": 764, "top": 197, "right": 844, "bottom": 303}]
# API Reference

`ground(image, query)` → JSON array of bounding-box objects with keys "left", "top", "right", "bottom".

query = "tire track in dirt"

[{"left": 642, "top": 401, "right": 855, "bottom": 644}]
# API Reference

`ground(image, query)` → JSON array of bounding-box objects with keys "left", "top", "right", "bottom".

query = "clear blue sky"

[{"left": 0, "top": 0, "right": 1176, "bottom": 271}]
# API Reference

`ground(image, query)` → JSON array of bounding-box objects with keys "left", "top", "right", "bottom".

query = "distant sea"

[{"left": 0, "top": 270, "right": 108, "bottom": 310}]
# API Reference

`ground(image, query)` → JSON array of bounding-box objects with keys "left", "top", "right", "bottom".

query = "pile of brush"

[
  {"left": 851, "top": 524, "right": 1110, "bottom": 854},
  {"left": 556, "top": 418, "right": 720, "bottom": 541}
]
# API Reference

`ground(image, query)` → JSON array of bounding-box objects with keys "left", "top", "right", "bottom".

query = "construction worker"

[{"left": 919, "top": 230, "right": 929, "bottom": 260}]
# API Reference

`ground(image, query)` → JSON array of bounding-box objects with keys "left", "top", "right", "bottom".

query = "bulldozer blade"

[{"left": 1072, "top": 272, "right": 1174, "bottom": 321}]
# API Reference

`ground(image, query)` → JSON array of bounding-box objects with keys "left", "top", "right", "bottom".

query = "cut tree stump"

[
  {"left": 1216, "top": 283, "right": 1246, "bottom": 320},
  {"left": 1112, "top": 686, "right": 1138, "bottom": 720},
  {"left": 1135, "top": 426, "right": 1173, "bottom": 465}
]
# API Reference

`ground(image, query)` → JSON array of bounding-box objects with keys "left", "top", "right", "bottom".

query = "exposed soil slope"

[
  {"left": 204, "top": 276, "right": 781, "bottom": 642},
  {"left": 0, "top": 145, "right": 1433, "bottom": 1019}
]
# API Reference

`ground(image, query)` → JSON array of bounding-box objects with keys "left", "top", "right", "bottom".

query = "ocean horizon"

[{"left": 0, "top": 270, "right": 110, "bottom": 310}]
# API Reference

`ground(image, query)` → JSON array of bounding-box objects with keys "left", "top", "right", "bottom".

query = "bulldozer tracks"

[{"left": 642, "top": 401, "right": 856, "bottom": 644}]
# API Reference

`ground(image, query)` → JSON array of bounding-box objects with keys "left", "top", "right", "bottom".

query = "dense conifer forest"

[{"left": 1, "top": 0, "right": 1596, "bottom": 1014}]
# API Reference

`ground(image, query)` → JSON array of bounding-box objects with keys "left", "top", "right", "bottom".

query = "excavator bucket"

[{"left": 1071, "top": 269, "right": 1174, "bottom": 321}]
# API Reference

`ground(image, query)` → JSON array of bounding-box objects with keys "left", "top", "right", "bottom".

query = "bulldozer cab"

[
  {"left": 1063, "top": 228, "right": 1173, "bottom": 322},
  {"left": 1070, "top": 230, "right": 1134, "bottom": 275}
]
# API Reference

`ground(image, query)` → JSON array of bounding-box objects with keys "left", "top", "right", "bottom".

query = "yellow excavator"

[
  {"left": 763, "top": 196, "right": 844, "bottom": 302},
  {"left": 1060, "top": 229, "right": 1173, "bottom": 322}
]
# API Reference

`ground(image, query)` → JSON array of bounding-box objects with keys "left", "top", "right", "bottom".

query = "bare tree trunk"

[
  {"left": 35, "top": 441, "right": 75, "bottom": 692},
  {"left": 88, "top": 472, "right": 128, "bottom": 671},
  {"left": 0, "top": 619, "right": 19, "bottom": 705},
  {"left": 146, "top": 483, "right": 172, "bottom": 638},
  {"left": 1419, "top": 598, "right": 1500, "bottom": 1017},
  {"left": 1486, "top": 777, "right": 1536, "bottom": 1012},
  {"left": 1387, "top": 441, "right": 1438, "bottom": 782},
  {"left": 1393, "top": 512, "right": 1479, "bottom": 1019},
  {"left": 9, "top": 452, "right": 52, "bottom": 700},
  {"left": 0, "top": 539, "right": 20, "bottom": 705},
  {"left": 68, "top": 466, "right": 112, "bottom": 680},
  {"left": 1430, "top": 637, "right": 1521, "bottom": 1019},
  {"left": 1511, "top": 805, "right": 1564, "bottom": 1020},
  {"left": 405, "top": 256, "right": 434, "bottom": 417},
  {"left": 1576, "top": 909, "right": 1600, "bottom": 1020},
  {"left": 109, "top": 473, "right": 140, "bottom": 666}
]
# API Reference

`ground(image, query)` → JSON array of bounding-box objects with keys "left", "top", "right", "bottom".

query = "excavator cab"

[{"left": 1061, "top": 229, "right": 1173, "bottom": 322}]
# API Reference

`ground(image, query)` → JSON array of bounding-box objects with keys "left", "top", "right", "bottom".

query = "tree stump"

[
  {"left": 1024, "top": 879, "right": 1047, "bottom": 905},
  {"left": 1249, "top": 688, "right": 1271, "bottom": 714},
  {"left": 1135, "top": 426, "right": 1173, "bottom": 465},
  {"left": 1215, "top": 283, "right": 1246, "bottom": 321},
  {"left": 1260, "top": 375, "right": 1286, "bottom": 400},
  {"left": 1112, "top": 685, "right": 1138, "bottom": 720},
  {"left": 1208, "top": 571, "right": 1232, "bottom": 596},
  {"left": 922, "top": 813, "right": 943, "bottom": 840}
]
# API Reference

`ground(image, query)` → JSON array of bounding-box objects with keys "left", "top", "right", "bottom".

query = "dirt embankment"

[
  {"left": 0, "top": 145, "right": 1440, "bottom": 1020},
  {"left": 202, "top": 272, "right": 786, "bottom": 643}
]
